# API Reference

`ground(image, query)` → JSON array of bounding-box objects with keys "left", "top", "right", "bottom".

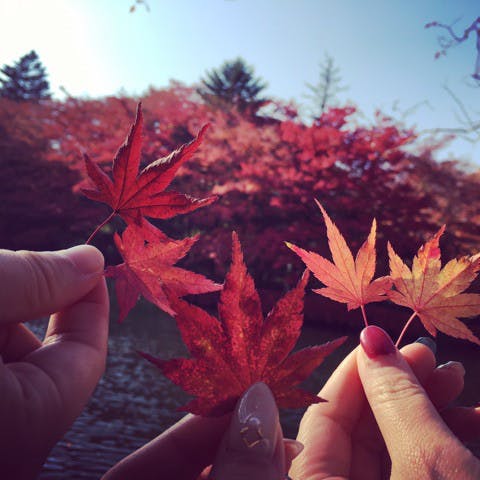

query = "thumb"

[
  {"left": 357, "top": 326, "right": 473, "bottom": 478},
  {"left": 0, "top": 245, "right": 104, "bottom": 324},
  {"left": 209, "top": 382, "right": 301, "bottom": 480}
]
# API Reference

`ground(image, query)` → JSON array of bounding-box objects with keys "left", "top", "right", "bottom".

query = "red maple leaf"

[
  {"left": 106, "top": 219, "right": 222, "bottom": 323},
  {"left": 140, "top": 232, "right": 346, "bottom": 417},
  {"left": 81, "top": 103, "right": 216, "bottom": 240}
]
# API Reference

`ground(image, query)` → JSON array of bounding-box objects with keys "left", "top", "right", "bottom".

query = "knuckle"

[
  {"left": 370, "top": 373, "right": 423, "bottom": 406},
  {"left": 17, "top": 250, "right": 61, "bottom": 311}
]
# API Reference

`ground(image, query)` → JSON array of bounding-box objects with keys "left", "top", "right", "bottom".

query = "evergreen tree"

[
  {"left": 0, "top": 50, "right": 51, "bottom": 101},
  {"left": 305, "top": 54, "right": 346, "bottom": 118},
  {"left": 198, "top": 58, "right": 268, "bottom": 115}
]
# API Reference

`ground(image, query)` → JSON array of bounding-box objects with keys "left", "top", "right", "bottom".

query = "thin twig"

[
  {"left": 85, "top": 211, "right": 116, "bottom": 245},
  {"left": 360, "top": 304, "right": 369, "bottom": 328},
  {"left": 395, "top": 312, "right": 418, "bottom": 348}
]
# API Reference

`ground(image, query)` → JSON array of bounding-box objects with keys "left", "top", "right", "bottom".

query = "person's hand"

[
  {"left": 0, "top": 246, "right": 109, "bottom": 480},
  {"left": 103, "top": 382, "right": 303, "bottom": 480},
  {"left": 291, "top": 325, "right": 480, "bottom": 479}
]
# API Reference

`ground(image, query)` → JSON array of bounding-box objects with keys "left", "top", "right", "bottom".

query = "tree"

[
  {"left": 0, "top": 50, "right": 51, "bottom": 101},
  {"left": 198, "top": 58, "right": 268, "bottom": 115},
  {"left": 3, "top": 83, "right": 479, "bottom": 299},
  {"left": 305, "top": 54, "right": 346, "bottom": 118},
  {"left": 426, "top": 17, "right": 480, "bottom": 81},
  {"left": 424, "top": 17, "right": 480, "bottom": 141}
]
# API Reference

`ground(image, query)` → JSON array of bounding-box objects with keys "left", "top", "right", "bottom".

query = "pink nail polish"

[{"left": 360, "top": 326, "right": 396, "bottom": 359}]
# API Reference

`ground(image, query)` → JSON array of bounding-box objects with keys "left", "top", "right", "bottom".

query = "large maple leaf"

[
  {"left": 106, "top": 219, "right": 222, "bottom": 323},
  {"left": 81, "top": 103, "right": 216, "bottom": 228},
  {"left": 388, "top": 225, "right": 480, "bottom": 345},
  {"left": 141, "top": 232, "right": 346, "bottom": 417},
  {"left": 287, "top": 200, "right": 391, "bottom": 325}
]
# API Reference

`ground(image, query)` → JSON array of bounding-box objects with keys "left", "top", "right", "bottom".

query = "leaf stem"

[
  {"left": 395, "top": 312, "right": 418, "bottom": 348},
  {"left": 360, "top": 304, "right": 369, "bottom": 328},
  {"left": 85, "top": 211, "right": 116, "bottom": 245}
]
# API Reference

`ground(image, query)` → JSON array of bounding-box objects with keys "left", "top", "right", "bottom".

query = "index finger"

[
  {"left": 291, "top": 340, "right": 438, "bottom": 479},
  {"left": 357, "top": 326, "right": 476, "bottom": 477}
]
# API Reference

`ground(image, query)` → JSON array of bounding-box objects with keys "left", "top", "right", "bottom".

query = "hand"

[
  {"left": 104, "top": 382, "right": 303, "bottom": 480},
  {"left": 291, "top": 326, "right": 480, "bottom": 479},
  {"left": 0, "top": 246, "right": 109, "bottom": 480}
]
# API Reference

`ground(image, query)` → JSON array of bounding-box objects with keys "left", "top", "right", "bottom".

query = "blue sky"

[{"left": 1, "top": 0, "right": 479, "bottom": 164}]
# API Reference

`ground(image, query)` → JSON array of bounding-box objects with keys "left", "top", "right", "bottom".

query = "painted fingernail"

[
  {"left": 229, "top": 382, "right": 281, "bottom": 458},
  {"left": 415, "top": 336, "right": 437, "bottom": 355},
  {"left": 360, "top": 326, "right": 396, "bottom": 359},
  {"left": 438, "top": 361, "right": 465, "bottom": 377},
  {"left": 62, "top": 245, "right": 104, "bottom": 275},
  {"left": 210, "top": 382, "right": 285, "bottom": 479}
]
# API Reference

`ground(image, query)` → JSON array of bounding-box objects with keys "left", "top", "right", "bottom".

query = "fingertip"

[
  {"left": 284, "top": 439, "right": 304, "bottom": 459},
  {"left": 437, "top": 361, "right": 465, "bottom": 378},
  {"left": 426, "top": 361, "right": 465, "bottom": 410},
  {"left": 284, "top": 439, "right": 304, "bottom": 471},
  {"left": 0, "top": 247, "right": 105, "bottom": 324},
  {"left": 359, "top": 325, "right": 396, "bottom": 359},
  {"left": 415, "top": 336, "right": 437, "bottom": 356},
  {"left": 210, "top": 383, "right": 285, "bottom": 479},
  {"left": 61, "top": 245, "right": 104, "bottom": 275}
]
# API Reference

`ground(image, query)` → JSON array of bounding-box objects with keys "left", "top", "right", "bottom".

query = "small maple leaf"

[
  {"left": 105, "top": 219, "right": 222, "bottom": 323},
  {"left": 81, "top": 103, "right": 216, "bottom": 227},
  {"left": 388, "top": 225, "right": 480, "bottom": 345},
  {"left": 140, "top": 232, "right": 346, "bottom": 416},
  {"left": 286, "top": 200, "right": 391, "bottom": 325}
]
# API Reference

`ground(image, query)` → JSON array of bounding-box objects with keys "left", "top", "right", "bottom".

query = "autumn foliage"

[
  {"left": 290, "top": 201, "right": 480, "bottom": 347},
  {"left": 1, "top": 83, "right": 480, "bottom": 298},
  {"left": 105, "top": 219, "right": 221, "bottom": 322},
  {"left": 141, "top": 233, "right": 346, "bottom": 416},
  {"left": 77, "top": 108, "right": 346, "bottom": 415},
  {"left": 1, "top": 84, "right": 480, "bottom": 415},
  {"left": 387, "top": 227, "right": 480, "bottom": 345},
  {"left": 287, "top": 200, "right": 392, "bottom": 324}
]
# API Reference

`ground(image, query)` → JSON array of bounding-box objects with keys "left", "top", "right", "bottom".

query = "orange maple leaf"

[
  {"left": 388, "top": 225, "right": 480, "bottom": 346},
  {"left": 287, "top": 200, "right": 391, "bottom": 326}
]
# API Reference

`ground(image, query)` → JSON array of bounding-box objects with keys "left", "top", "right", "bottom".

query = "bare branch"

[
  {"left": 426, "top": 16, "right": 480, "bottom": 79},
  {"left": 443, "top": 85, "right": 475, "bottom": 127},
  {"left": 420, "top": 126, "right": 480, "bottom": 143},
  {"left": 392, "top": 99, "right": 434, "bottom": 121},
  {"left": 415, "top": 84, "right": 480, "bottom": 143}
]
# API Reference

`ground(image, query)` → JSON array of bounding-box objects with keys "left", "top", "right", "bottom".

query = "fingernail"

[
  {"left": 229, "top": 382, "right": 281, "bottom": 458},
  {"left": 210, "top": 383, "right": 285, "bottom": 479},
  {"left": 62, "top": 245, "right": 104, "bottom": 275},
  {"left": 284, "top": 439, "right": 304, "bottom": 459},
  {"left": 415, "top": 337, "right": 437, "bottom": 355},
  {"left": 438, "top": 361, "right": 465, "bottom": 377},
  {"left": 360, "top": 326, "right": 396, "bottom": 359}
]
